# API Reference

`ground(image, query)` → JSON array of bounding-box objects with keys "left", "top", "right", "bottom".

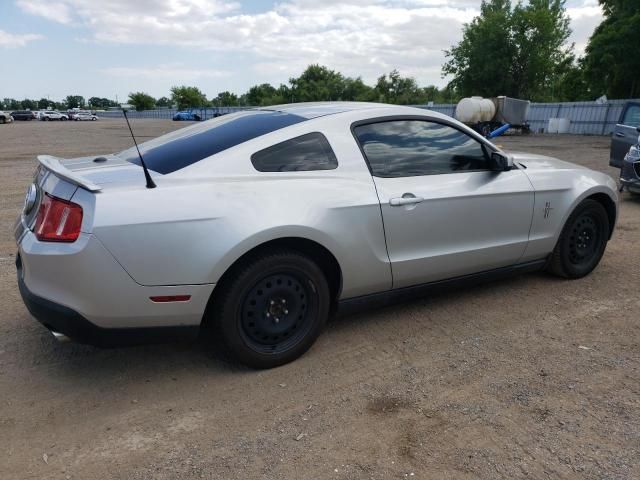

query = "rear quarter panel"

[{"left": 90, "top": 115, "right": 393, "bottom": 299}]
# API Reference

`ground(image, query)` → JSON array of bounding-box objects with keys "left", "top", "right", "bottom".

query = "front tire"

[
  {"left": 547, "top": 199, "right": 609, "bottom": 279},
  {"left": 210, "top": 250, "right": 330, "bottom": 369}
]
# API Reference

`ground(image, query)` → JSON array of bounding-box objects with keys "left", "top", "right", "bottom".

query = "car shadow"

[
  {"left": 328, "top": 270, "right": 552, "bottom": 334},
  {"left": 14, "top": 270, "right": 556, "bottom": 382}
]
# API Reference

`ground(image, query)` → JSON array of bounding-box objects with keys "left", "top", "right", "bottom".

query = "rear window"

[
  {"left": 121, "top": 110, "right": 306, "bottom": 174},
  {"left": 251, "top": 132, "right": 338, "bottom": 172}
]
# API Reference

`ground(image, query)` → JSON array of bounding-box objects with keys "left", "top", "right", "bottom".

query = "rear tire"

[
  {"left": 209, "top": 250, "right": 330, "bottom": 369},
  {"left": 547, "top": 199, "right": 609, "bottom": 279}
]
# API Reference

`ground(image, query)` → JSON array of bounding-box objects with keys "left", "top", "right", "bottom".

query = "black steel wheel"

[
  {"left": 240, "top": 272, "right": 316, "bottom": 354},
  {"left": 210, "top": 250, "right": 330, "bottom": 368},
  {"left": 547, "top": 199, "right": 609, "bottom": 278}
]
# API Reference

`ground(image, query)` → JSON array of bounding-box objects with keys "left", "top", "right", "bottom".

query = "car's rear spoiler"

[{"left": 37, "top": 155, "right": 102, "bottom": 192}]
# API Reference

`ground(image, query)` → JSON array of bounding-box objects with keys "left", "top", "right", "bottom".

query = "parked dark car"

[
  {"left": 611, "top": 101, "right": 640, "bottom": 168},
  {"left": 11, "top": 111, "right": 36, "bottom": 121},
  {"left": 619, "top": 126, "right": 640, "bottom": 194},
  {"left": 173, "top": 110, "right": 202, "bottom": 121}
]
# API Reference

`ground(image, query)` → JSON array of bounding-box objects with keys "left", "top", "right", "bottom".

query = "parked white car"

[
  {"left": 14, "top": 102, "right": 618, "bottom": 368},
  {"left": 40, "top": 111, "right": 68, "bottom": 121},
  {"left": 74, "top": 112, "right": 98, "bottom": 121},
  {"left": 0, "top": 111, "right": 14, "bottom": 124}
]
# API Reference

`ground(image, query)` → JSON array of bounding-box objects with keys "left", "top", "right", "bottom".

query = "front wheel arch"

[{"left": 586, "top": 192, "right": 616, "bottom": 239}]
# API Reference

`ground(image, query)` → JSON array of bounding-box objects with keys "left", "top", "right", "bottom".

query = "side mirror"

[{"left": 490, "top": 151, "right": 513, "bottom": 172}]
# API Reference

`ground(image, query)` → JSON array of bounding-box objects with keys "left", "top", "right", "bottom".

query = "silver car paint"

[
  {"left": 510, "top": 153, "right": 618, "bottom": 262},
  {"left": 16, "top": 103, "right": 618, "bottom": 331}
]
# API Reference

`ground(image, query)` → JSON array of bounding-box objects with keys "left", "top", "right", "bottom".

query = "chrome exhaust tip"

[{"left": 51, "top": 330, "right": 71, "bottom": 343}]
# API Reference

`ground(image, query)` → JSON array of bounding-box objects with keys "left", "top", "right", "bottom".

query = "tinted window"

[
  {"left": 120, "top": 111, "right": 306, "bottom": 174},
  {"left": 622, "top": 104, "right": 640, "bottom": 127},
  {"left": 354, "top": 120, "right": 489, "bottom": 177},
  {"left": 251, "top": 132, "right": 338, "bottom": 172}
]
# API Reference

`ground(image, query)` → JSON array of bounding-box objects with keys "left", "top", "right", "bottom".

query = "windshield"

[{"left": 120, "top": 110, "right": 307, "bottom": 174}]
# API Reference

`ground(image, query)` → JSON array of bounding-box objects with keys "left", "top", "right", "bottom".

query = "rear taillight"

[{"left": 34, "top": 194, "right": 83, "bottom": 242}]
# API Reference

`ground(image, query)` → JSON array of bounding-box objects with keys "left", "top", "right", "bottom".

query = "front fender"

[{"left": 521, "top": 167, "right": 618, "bottom": 262}]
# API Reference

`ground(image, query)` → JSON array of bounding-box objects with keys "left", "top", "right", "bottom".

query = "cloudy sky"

[{"left": 0, "top": 0, "right": 603, "bottom": 101}]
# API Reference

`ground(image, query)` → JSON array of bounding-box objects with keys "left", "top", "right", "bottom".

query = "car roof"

[{"left": 259, "top": 101, "right": 398, "bottom": 119}]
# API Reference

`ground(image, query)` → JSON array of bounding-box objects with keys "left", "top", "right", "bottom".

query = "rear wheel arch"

[{"left": 203, "top": 237, "right": 343, "bottom": 327}]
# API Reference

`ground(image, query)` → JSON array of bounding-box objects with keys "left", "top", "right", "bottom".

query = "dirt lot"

[{"left": 1, "top": 119, "right": 638, "bottom": 479}]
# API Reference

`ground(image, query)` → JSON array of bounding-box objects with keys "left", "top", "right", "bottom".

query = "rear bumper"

[
  {"left": 15, "top": 225, "right": 215, "bottom": 347},
  {"left": 17, "top": 255, "right": 200, "bottom": 347}
]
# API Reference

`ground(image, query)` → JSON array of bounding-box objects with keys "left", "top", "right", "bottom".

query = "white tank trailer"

[{"left": 454, "top": 96, "right": 531, "bottom": 136}]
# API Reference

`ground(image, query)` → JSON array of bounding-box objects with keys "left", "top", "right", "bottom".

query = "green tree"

[
  {"left": 170, "top": 86, "right": 207, "bottom": 110},
  {"left": 583, "top": 0, "right": 640, "bottom": 98},
  {"left": 443, "top": 0, "right": 573, "bottom": 101},
  {"left": 213, "top": 91, "right": 239, "bottom": 106},
  {"left": 374, "top": 70, "right": 422, "bottom": 104},
  {"left": 443, "top": 0, "right": 515, "bottom": 98},
  {"left": 510, "top": 0, "right": 573, "bottom": 100},
  {"left": 65, "top": 95, "right": 85, "bottom": 109},
  {"left": 554, "top": 61, "right": 590, "bottom": 101},
  {"left": 22, "top": 99, "right": 37, "bottom": 110},
  {"left": 155, "top": 96, "right": 172, "bottom": 108},
  {"left": 4, "top": 98, "right": 22, "bottom": 110},
  {"left": 128, "top": 92, "right": 156, "bottom": 111},
  {"left": 289, "top": 65, "right": 347, "bottom": 102},
  {"left": 88, "top": 97, "right": 117, "bottom": 109},
  {"left": 342, "top": 77, "right": 375, "bottom": 101},
  {"left": 37, "top": 98, "right": 50, "bottom": 109},
  {"left": 245, "top": 83, "right": 278, "bottom": 106}
]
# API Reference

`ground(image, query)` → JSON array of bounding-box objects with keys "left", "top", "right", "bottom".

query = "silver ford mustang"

[{"left": 15, "top": 102, "right": 618, "bottom": 368}]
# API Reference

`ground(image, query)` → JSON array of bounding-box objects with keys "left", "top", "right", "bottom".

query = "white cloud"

[
  {"left": 102, "top": 64, "right": 232, "bottom": 79},
  {"left": 0, "top": 29, "right": 43, "bottom": 48},
  {"left": 567, "top": 2, "right": 603, "bottom": 55},
  {"left": 17, "top": 0, "right": 603, "bottom": 87},
  {"left": 16, "top": 0, "right": 477, "bottom": 86},
  {"left": 16, "top": 0, "right": 73, "bottom": 23}
]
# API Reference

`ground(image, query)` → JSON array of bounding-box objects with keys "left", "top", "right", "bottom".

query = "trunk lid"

[{"left": 41, "top": 154, "right": 158, "bottom": 190}]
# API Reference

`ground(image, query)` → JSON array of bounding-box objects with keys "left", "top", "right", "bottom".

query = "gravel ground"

[{"left": 0, "top": 119, "right": 638, "bottom": 479}]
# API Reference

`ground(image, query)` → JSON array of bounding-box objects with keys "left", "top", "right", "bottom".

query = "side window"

[
  {"left": 251, "top": 132, "right": 338, "bottom": 172},
  {"left": 622, "top": 104, "right": 640, "bottom": 127},
  {"left": 354, "top": 120, "right": 489, "bottom": 177}
]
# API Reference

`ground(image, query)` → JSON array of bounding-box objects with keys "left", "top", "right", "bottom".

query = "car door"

[
  {"left": 611, "top": 102, "right": 640, "bottom": 167},
  {"left": 353, "top": 118, "right": 535, "bottom": 289}
]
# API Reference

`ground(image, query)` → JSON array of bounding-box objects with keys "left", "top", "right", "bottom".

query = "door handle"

[
  {"left": 615, "top": 132, "right": 625, "bottom": 137},
  {"left": 390, "top": 195, "right": 424, "bottom": 207}
]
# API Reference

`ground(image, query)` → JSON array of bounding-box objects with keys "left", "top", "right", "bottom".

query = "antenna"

[{"left": 121, "top": 105, "right": 156, "bottom": 189}]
